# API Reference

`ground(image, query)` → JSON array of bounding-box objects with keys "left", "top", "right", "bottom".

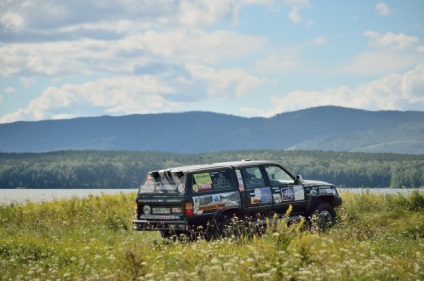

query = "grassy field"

[{"left": 0, "top": 190, "right": 423, "bottom": 280}]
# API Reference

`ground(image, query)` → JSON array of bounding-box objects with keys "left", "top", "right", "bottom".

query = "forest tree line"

[{"left": 1, "top": 150, "right": 423, "bottom": 189}]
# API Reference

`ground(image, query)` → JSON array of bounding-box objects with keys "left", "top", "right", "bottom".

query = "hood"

[{"left": 301, "top": 179, "right": 333, "bottom": 187}]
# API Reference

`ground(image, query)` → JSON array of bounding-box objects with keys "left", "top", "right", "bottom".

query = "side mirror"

[{"left": 296, "top": 175, "right": 303, "bottom": 184}]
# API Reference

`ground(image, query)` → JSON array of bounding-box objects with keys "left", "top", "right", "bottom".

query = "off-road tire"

[{"left": 314, "top": 202, "right": 336, "bottom": 230}]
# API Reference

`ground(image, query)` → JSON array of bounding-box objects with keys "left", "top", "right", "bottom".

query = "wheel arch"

[
  {"left": 211, "top": 207, "right": 243, "bottom": 223},
  {"left": 309, "top": 195, "right": 336, "bottom": 214}
]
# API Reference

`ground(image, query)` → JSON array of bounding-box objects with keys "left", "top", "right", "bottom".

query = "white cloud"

[
  {"left": 0, "top": 64, "right": 267, "bottom": 123},
  {"left": 0, "top": 29, "right": 266, "bottom": 77},
  {"left": 0, "top": 75, "right": 176, "bottom": 123},
  {"left": 284, "top": 0, "right": 312, "bottom": 24},
  {"left": 344, "top": 51, "right": 418, "bottom": 76},
  {"left": 0, "top": 12, "right": 25, "bottom": 32},
  {"left": 0, "top": 86, "right": 16, "bottom": 105},
  {"left": 20, "top": 77, "right": 37, "bottom": 87},
  {"left": 0, "top": 0, "right": 239, "bottom": 34},
  {"left": 240, "top": 0, "right": 312, "bottom": 24},
  {"left": 375, "top": 2, "right": 390, "bottom": 16},
  {"left": 289, "top": 7, "right": 302, "bottom": 24},
  {"left": 177, "top": 0, "right": 240, "bottom": 26},
  {"left": 364, "top": 31, "right": 419, "bottom": 51},
  {"left": 341, "top": 31, "right": 423, "bottom": 76},
  {"left": 239, "top": 0, "right": 275, "bottom": 5},
  {"left": 5, "top": 86, "right": 16, "bottom": 94},
  {"left": 187, "top": 64, "right": 267, "bottom": 98},
  {"left": 312, "top": 36, "right": 327, "bottom": 46},
  {"left": 0, "top": 0, "right": 273, "bottom": 123},
  {"left": 283, "top": 0, "right": 311, "bottom": 8},
  {"left": 253, "top": 36, "right": 326, "bottom": 75},
  {"left": 255, "top": 55, "right": 299, "bottom": 74},
  {"left": 264, "top": 64, "right": 424, "bottom": 116}
]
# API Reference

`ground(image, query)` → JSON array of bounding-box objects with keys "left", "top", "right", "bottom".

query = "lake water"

[
  {"left": 339, "top": 188, "right": 422, "bottom": 194},
  {"left": 0, "top": 188, "right": 421, "bottom": 205},
  {"left": 0, "top": 189, "right": 138, "bottom": 205}
]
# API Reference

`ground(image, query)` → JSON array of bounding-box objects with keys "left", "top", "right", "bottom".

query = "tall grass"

[{"left": 0, "top": 190, "right": 423, "bottom": 280}]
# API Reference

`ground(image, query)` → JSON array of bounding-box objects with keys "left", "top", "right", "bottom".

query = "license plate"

[{"left": 152, "top": 207, "right": 171, "bottom": 214}]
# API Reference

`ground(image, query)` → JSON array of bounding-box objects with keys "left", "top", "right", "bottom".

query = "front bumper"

[
  {"left": 334, "top": 195, "right": 343, "bottom": 207},
  {"left": 132, "top": 219, "right": 188, "bottom": 231}
]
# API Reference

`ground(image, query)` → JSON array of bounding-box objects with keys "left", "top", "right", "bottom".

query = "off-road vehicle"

[{"left": 133, "top": 160, "right": 342, "bottom": 238}]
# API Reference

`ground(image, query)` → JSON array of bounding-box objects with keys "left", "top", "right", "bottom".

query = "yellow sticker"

[
  {"left": 192, "top": 184, "right": 199, "bottom": 193},
  {"left": 193, "top": 173, "right": 212, "bottom": 185}
]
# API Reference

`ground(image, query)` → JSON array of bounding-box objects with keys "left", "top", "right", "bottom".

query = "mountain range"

[{"left": 1, "top": 106, "right": 424, "bottom": 154}]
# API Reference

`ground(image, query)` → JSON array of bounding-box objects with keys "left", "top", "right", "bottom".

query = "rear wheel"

[
  {"left": 220, "top": 216, "right": 234, "bottom": 238},
  {"left": 160, "top": 230, "right": 171, "bottom": 239},
  {"left": 160, "top": 230, "right": 184, "bottom": 239}
]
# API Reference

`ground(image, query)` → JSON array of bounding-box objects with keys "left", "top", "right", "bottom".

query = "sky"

[{"left": 1, "top": 0, "right": 424, "bottom": 124}]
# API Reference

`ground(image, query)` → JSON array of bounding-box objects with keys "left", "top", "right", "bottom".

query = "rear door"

[
  {"left": 239, "top": 166, "right": 273, "bottom": 216},
  {"left": 190, "top": 168, "right": 241, "bottom": 217}
]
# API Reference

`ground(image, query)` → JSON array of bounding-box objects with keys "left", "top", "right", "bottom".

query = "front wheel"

[{"left": 313, "top": 202, "right": 336, "bottom": 230}]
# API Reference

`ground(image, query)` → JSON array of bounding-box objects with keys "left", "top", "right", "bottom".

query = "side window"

[
  {"left": 265, "top": 166, "right": 295, "bottom": 186},
  {"left": 241, "top": 167, "right": 265, "bottom": 189},
  {"left": 192, "top": 170, "right": 233, "bottom": 192}
]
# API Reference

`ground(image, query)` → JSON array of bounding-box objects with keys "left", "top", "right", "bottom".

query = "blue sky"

[{"left": 1, "top": 0, "right": 423, "bottom": 123}]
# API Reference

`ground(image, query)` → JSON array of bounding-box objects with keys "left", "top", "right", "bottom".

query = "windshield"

[{"left": 139, "top": 171, "right": 186, "bottom": 194}]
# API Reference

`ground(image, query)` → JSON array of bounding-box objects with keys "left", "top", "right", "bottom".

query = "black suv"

[{"left": 133, "top": 160, "right": 342, "bottom": 237}]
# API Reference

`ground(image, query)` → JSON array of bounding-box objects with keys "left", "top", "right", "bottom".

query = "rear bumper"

[{"left": 132, "top": 219, "right": 188, "bottom": 231}]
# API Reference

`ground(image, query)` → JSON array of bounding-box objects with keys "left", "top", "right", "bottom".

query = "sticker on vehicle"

[
  {"left": 260, "top": 187, "right": 272, "bottom": 204},
  {"left": 193, "top": 173, "right": 213, "bottom": 191},
  {"left": 251, "top": 187, "right": 272, "bottom": 205},
  {"left": 273, "top": 193, "right": 282, "bottom": 204},
  {"left": 235, "top": 169, "right": 245, "bottom": 191},
  {"left": 192, "top": 191, "right": 241, "bottom": 214},
  {"left": 281, "top": 187, "right": 294, "bottom": 201},
  {"left": 293, "top": 185, "right": 305, "bottom": 201}
]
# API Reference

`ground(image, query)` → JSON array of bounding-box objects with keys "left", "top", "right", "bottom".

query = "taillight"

[
  {"left": 185, "top": 202, "right": 193, "bottom": 217},
  {"left": 134, "top": 202, "right": 139, "bottom": 217}
]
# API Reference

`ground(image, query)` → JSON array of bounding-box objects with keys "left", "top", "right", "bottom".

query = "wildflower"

[
  {"left": 211, "top": 265, "right": 222, "bottom": 271},
  {"left": 145, "top": 273, "right": 155, "bottom": 279},
  {"left": 414, "top": 263, "right": 420, "bottom": 273}
]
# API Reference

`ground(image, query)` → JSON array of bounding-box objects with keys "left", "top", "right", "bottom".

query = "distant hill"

[{"left": 1, "top": 106, "right": 424, "bottom": 154}]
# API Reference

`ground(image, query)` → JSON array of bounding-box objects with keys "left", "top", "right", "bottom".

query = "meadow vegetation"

[{"left": 0, "top": 190, "right": 423, "bottom": 280}]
